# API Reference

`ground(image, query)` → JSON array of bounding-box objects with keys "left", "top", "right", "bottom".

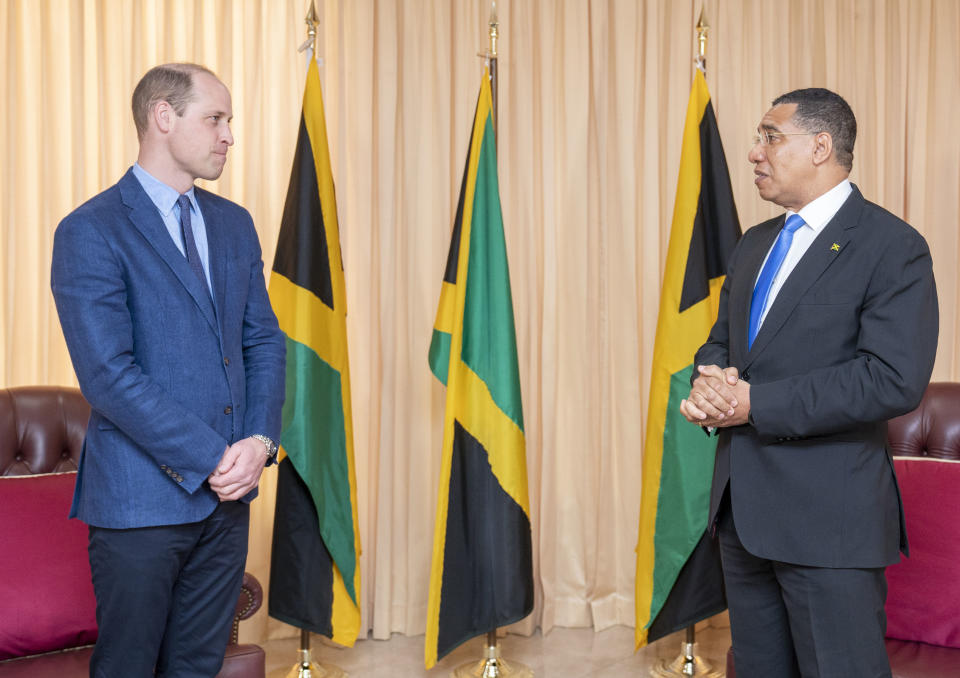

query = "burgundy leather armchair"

[
  {"left": 726, "top": 382, "right": 960, "bottom": 677},
  {"left": 0, "top": 386, "right": 265, "bottom": 678}
]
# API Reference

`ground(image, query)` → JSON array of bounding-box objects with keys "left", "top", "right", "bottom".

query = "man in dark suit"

[
  {"left": 680, "top": 88, "right": 938, "bottom": 677},
  {"left": 51, "top": 63, "right": 285, "bottom": 677}
]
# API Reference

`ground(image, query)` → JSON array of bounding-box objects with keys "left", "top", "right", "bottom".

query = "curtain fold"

[{"left": 3, "top": 0, "right": 959, "bottom": 645}]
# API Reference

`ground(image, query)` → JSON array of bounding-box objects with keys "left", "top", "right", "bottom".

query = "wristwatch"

[{"left": 252, "top": 434, "right": 279, "bottom": 465}]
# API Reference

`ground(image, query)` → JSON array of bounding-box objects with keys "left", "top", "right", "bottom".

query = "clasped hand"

[
  {"left": 208, "top": 437, "right": 267, "bottom": 502},
  {"left": 679, "top": 364, "right": 751, "bottom": 428}
]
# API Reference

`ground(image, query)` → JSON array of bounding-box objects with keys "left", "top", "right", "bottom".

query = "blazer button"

[
  {"left": 741, "top": 371, "right": 750, "bottom": 381},
  {"left": 223, "top": 357, "right": 230, "bottom": 366},
  {"left": 224, "top": 406, "right": 233, "bottom": 415}
]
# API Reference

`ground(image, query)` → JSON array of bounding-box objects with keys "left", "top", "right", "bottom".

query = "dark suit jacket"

[
  {"left": 51, "top": 168, "right": 285, "bottom": 529},
  {"left": 696, "top": 185, "right": 938, "bottom": 568}
]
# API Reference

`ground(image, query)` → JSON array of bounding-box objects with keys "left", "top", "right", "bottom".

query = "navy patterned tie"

[{"left": 177, "top": 194, "right": 210, "bottom": 296}]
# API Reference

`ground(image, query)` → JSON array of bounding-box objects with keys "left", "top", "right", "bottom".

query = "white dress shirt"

[{"left": 754, "top": 179, "right": 853, "bottom": 329}]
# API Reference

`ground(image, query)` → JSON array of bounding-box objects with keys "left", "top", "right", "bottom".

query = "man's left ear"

[{"left": 812, "top": 131, "right": 834, "bottom": 166}]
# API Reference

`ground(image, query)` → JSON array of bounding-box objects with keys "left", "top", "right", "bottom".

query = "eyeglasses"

[{"left": 752, "top": 130, "right": 818, "bottom": 146}]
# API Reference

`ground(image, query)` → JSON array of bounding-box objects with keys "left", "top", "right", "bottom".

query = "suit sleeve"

[
  {"left": 749, "top": 229, "right": 938, "bottom": 438},
  {"left": 51, "top": 213, "right": 228, "bottom": 493},
  {"left": 237, "top": 214, "right": 286, "bottom": 445}
]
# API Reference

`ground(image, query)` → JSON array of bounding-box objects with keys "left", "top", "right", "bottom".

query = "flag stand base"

[
  {"left": 650, "top": 627, "right": 722, "bottom": 677},
  {"left": 284, "top": 629, "right": 348, "bottom": 678},
  {"left": 452, "top": 631, "right": 534, "bottom": 678}
]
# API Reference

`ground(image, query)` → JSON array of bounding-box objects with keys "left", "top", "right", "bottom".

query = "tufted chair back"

[
  {"left": 0, "top": 386, "right": 90, "bottom": 477},
  {"left": 887, "top": 382, "right": 960, "bottom": 460}
]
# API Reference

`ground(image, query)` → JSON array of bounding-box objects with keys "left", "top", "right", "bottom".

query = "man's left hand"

[
  {"left": 681, "top": 364, "right": 740, "bottom": 423},
  {"left": 208, "top": 437, "right": 268, "bottom": 501},
  {"left": 700, "top": 378, "right": 751, "bottom": 428}
]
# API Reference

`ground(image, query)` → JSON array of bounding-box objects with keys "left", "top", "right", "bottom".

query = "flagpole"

[
  {"left": 488, "top": 1, "right": 498, "bottom": 138},
  {"left": 283, "top": 5, "right": 347, "bottom": 676},
  {"left": 451, "top": 4, "right": 532, "bottom": 677},
  {"left": 285, "top": 628, "right": 348, "bottom": 678}
]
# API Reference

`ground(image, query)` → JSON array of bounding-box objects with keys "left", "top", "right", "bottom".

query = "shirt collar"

[
  {"left": 787, "top": 178, "right": 853, "bottom": 234},
  {"left": 131, "top": 163, "right": 197, "bottom": 217}
]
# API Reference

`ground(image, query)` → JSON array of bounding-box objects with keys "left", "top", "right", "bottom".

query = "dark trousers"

[
  {"left": 87, "top": 501, "right": 250, "bottom": 678},
  {"left": 717, "top": 498, "right": 891, "bottom": 678}
]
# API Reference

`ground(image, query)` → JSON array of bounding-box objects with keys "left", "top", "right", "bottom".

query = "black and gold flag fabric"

[
  {"left": 425, "top": 67, "right": 534, "bottom": 669},
  {"left": 635, "top": 68, "right": 740, "bottom": 648},
  {"left": 268, "top": 58, "right": 361, "bottom": 647}
]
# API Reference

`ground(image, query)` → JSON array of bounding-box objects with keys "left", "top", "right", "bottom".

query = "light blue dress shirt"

[{"left": 131, "top": 163, "right": 212, "bottom": 292}]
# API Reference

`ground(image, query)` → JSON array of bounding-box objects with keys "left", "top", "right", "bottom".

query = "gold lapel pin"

[{"left": 830, "top": 243, "right": 840, "bottom": 252}]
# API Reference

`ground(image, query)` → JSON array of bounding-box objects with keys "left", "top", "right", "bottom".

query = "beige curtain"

[{"left": 3, "top": 0, "right": 959, "bottom": 645}]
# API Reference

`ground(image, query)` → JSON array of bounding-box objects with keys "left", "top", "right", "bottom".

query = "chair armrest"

[{"left": 229, "top": 572, "right": 263, "bottom": 645}]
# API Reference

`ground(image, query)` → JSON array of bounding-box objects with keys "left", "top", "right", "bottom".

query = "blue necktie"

[
  {"left": 177, "top": 194, "right": 210, "bottom": 297},
  {"left": 748, "top": 213, "right": 805, "bottom": 348}
]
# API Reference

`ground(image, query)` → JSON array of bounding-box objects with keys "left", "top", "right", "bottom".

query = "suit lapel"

[
  {"left": 118, "top": 169, "right": 218, "bottom": 333},
  {"left": 197, "top": 189, "right": 228, "bottom": 335},
  {"left": 728, "top": 219, "right": 781, "bottom": 364},
  {"left": 743, "top": 188, "right": 866, "bottom": 368}
]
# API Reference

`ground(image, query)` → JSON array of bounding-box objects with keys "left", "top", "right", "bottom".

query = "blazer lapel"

[
  {"left": 197, "top": 190, "right": 228, "bottom": 334},
  {"left": 728, "top": 219, "right": 781, "bottom": 363},
  {"left": 118, "top": 169, "right": 218, "bottom": 332},
  {"left": 744, "top": 188, "right": 865, "bottom": 367}
]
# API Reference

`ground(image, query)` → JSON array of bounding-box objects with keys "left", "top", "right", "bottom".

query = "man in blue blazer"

[
  {"left": 681, "top": 89, "right": 938, "bottom": 677},
  {"left": 51, "top": 63, "right": 285, "bottom": 677}
]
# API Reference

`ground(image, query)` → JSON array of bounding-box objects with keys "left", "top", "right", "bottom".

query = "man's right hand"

[
  {"left": 207, "top": 438, "right": 267, "bottom": 501},
  {"left": 680, "top": 364, "right": 740, "bottom": 424}
]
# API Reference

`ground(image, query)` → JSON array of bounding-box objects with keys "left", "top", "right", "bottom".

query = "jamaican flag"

[
  {"left": 268, "top": 58, "right": 361, "bottom": 647},
  {"left": 635, "top": 68, "right": 740, "bottom": 648},
  {"left": 425, "top": 67, "right": 533, "bottom": 669}
]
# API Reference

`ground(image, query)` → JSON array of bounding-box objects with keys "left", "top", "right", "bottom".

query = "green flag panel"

[
  {"left": 280, "top": 337, "right": 357, "bottom": 604},
  {"left": 649, "top": 365, "right": 722, "bottom": 622},
  {"left": 460, "top": 115, "right": 524, "bottom": 432}
]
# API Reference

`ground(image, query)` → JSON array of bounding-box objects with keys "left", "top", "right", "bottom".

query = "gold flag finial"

[
  {"left": 488, "top": 1, "right": 499, "bottom": 58},
  {"left": 695, "top": 5, "right": 709, "bottom": 72},
  {"left": 298, "top": 0, "right": 320, "bottom": 55}
]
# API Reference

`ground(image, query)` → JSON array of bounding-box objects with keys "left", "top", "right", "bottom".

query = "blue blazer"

[
  {"left": 51, "top": 168, "right": 285, "bottom": 529},
  {"left": 697, "top": 186, "right": 938, "bottom": 568}
]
